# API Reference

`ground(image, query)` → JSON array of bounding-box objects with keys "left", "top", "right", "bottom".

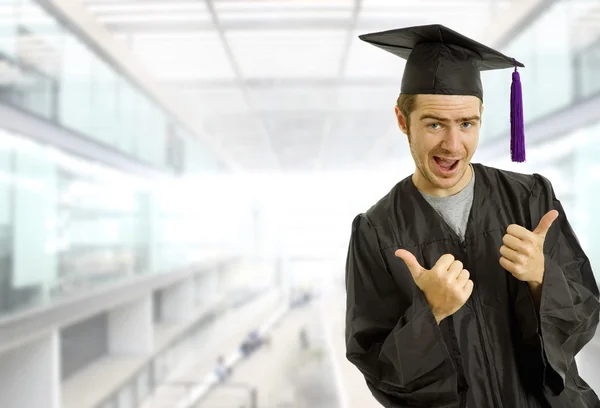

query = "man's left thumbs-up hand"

[{"left": 499, "top": 210, "right": 559, "bottom": 285}]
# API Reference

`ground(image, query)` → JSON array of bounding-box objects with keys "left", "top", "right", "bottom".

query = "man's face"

[{"left": 396, "top": 94, "right": 482, "bottom": 194}]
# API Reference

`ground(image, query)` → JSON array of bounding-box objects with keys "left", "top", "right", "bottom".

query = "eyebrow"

[{"left": 420, "top": 115, "right": 481, "bottom": 123}]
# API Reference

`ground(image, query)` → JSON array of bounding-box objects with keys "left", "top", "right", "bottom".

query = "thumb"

[
  {"left": 395, "top": 249, "right": 424, "bottom": 279},
  {"left": 533, "top": 209, "right": 559, "bottom": 238}
]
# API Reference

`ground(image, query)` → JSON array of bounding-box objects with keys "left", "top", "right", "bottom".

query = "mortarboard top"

[{"left": 359, "top": 24, "right": 526, "bottom": 163}]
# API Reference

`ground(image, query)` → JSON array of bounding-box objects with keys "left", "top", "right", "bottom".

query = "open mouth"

[{"left": 433, "top": 156, "right": 460, "bottom": 172}]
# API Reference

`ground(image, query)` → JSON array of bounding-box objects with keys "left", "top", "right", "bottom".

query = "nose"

[{"left": 441, "top": 126, "right": 462, "bottom": 152}]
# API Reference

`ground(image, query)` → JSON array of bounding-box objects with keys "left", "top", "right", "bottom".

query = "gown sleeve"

[
  {"left": 345, "top": 213, "right": 461, "bottom": 407},
  {"left": 514, "top": 173, "right": 600, "bottom": 396}
]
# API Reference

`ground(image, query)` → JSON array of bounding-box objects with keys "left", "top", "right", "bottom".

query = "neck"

[{"left": 413, "top": 163, "right": 473, "bottom": 197}]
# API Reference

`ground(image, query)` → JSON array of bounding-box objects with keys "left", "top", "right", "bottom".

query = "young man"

[{"left": 344, "top": 24, "right": 600, "bottom": 408}]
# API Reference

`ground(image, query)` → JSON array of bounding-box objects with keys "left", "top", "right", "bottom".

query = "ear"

[{"left": 395, "top": 106, "right": 409, "bottom": 135}]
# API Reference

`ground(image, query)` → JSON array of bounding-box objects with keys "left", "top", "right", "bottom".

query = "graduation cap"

[{"left": 359, "top": 24, "right": 526, "bottom": 163}]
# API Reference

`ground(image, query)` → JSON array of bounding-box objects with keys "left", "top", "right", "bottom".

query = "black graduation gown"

[{"left": 345, "top": 163, "right": 600, "bottom": 408}]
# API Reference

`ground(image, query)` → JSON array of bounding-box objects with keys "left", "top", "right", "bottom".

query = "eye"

[
  {"left": 428, "top": 123, "right": 441, "bottom": 130},
  {"left": 461, "top": 122, "right": 474, "bottom": 129}
]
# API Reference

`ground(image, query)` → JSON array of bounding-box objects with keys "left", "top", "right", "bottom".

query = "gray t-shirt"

[{"left": 420, "top": 168, "right": 475, "bottom": 241}]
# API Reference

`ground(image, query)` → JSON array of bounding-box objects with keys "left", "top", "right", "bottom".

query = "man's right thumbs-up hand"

[{"left": 395, "top": 249, "right": 474, "bottom": 324}]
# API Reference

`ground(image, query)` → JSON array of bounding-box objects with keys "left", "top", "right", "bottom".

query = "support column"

[
  {"left": 108, "top": 295, "right": 153, "bottom": 355},
  {"left": 0, "top": 331, "right": 60, "bottom": 408},
  {"left": 161, "top": 278, "right": 194, "bottom": 322}
]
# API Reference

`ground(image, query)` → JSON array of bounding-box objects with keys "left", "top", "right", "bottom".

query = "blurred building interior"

[{"left": 0, "top": 0, "right": 599, "bottom": 407}]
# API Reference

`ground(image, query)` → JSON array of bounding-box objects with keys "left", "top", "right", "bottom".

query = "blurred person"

[
  {"left": 344, "top": 24, "right": 600, "bottom": 408},
  {"left": 214, "top": 355, "right": 230, "bottom": 382},
  {"left": 240, "top": 329, "right": 266, "bottom": 357},
  {"left": 299, "top": 326, "right": 309, "bottom": 350}
]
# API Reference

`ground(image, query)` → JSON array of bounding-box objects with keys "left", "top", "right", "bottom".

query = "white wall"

[{"left": 0, "top": 331, "right": 60, "bottom": 408}]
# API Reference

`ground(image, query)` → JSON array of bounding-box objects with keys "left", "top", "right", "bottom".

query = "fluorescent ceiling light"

[
  {"left": 219, "top": 11, "right": 353, "bottom": 20},
  {"left": 97, "top": 13, "right": 211, "bottom": 23},
  {"left": 361, "top": 0, "right": 508, "bottom": 8},
  {"left": 226, "top": 29, "right": 346, "bottom": 40},
  {"left": 359, "top": 10, "right": 490, "bottom": 19},
  {"left": 216, "top": 1, "right": 353, "bottom": 11},
  {"left": 131, "top": 32, "right": 219, "bottom": 41},
  {"left": 232, "top": 43, "right": 345, "bottom": 78},
  {"left": 88, "top": 2, "right": 207, "bottom": 13}
]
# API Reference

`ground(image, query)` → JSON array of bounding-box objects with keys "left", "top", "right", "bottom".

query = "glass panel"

[
  {"left": 17, "top": 0, "right": 64, "bottom": 78},
  {"left": 579, "top": 39, "right": 600, "bottom": 98},
  {"left": 0, "top": 1, "right": 20, "bottom": 109},
  {"left": 0, "top": 0, "right": 18, "bottom": 59},
  {"left": 481, "top": 0, "right": 575, "bottom": 142},
  {"left": 149, "top": 106, "right": 167, "bottom": 168},
  {"left": 117, "top": 79, "right": 138, "bottom": 155},
  {"left": 0, "top": 129, "right": 14, "bottom": 314},
  {"left": 0, "top": 52, "right": 23, "bottom": 107},
  {"left": 59, "top": 34, "right": 91, "bottom": 134},
  {"left": 9, "top": 131, "right": 57, "bottom": 312},
  {"left": 0, "top": 127, "right": 155, "bottom": 317},
  {"left": 528, "top": 1, "right": 573, "bottom": 117},
  {"left": 90, "top": 55, "right": 117, "bottom": 146},
  {"left": 18, "top": 62, "right": 53, "bottom": 118},
  {"left": 184, "top": 136, "right": 223, "bottom": 174},
  {"left": 56, "top": 159, "right": 150, "bottom": 294},
  {"left": 136, "top": 96, "right": 153, "bottom": 164},
  {"left": 15, "top": 0, "right": 63, "bottom": 120},
  {"left": 0, "top": 0, "right": 227, "bottom": 172},
  {"left": 0, "top": 0, "right": 233, "bottom": 321}
]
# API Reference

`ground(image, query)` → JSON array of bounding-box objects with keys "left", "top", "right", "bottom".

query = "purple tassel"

[{"left": 510, "top": 59, "right": 525, "bottom": 162}]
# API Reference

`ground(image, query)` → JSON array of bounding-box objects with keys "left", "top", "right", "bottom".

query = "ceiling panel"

[
  {"left": 201, "top": 113, "right": 281, "bottom": 169},
  {"left": 226, "top": 29, "right": 347, "bottom": 78},
  {"left": 177, "top": 87, "right": 250, "bottom": 115},
  {"left": 246, "top": 86, "right": 337, "bottom": 112},
  {"left": 261, "top": 112, "right": 328, "bottom": 151},
  {"left": 570, "top": 0, "right": 600, "bottom": 50},
  {"left": 203, "top": 113, "right": 266, "bottom": 144},
  {"left": 79, "top": 0, "right": 532, "bottom": 172},
  {"left": 336, "top": 85, "right": 399, "bottom": 111},
  {"left": 344, "top": 33, "right": 406, "bottom": 78},
  {"left": 357, "top": 0, "right": 505, "bottom": 43},
  {"left": 129, "top": 32, "right": 236, "bottom": 80}
]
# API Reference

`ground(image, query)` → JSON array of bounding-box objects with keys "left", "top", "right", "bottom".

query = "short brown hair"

[
  {"left": 396, "top": 94, "right": 483, "bottom": 130},
  {"left": 396, "top": 94, "right": 419, "bottom": 129}
]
